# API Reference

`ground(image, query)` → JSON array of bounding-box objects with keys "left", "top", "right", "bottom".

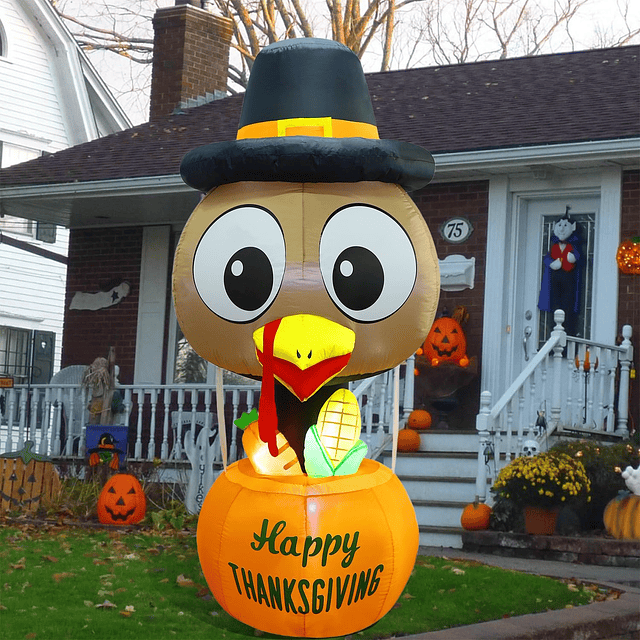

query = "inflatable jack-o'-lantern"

[
  {"left": 174, "top": 38, "right": 439, "bottom": 636},
  {"left": 97, "top": 474, "right": 146, "bottom": 525},
  {"left": 422, "top": 308, "right": 469, "bottom": 367}
]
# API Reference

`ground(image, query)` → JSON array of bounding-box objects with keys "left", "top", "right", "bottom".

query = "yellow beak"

[{"left": 253, "top": 315, "right": 355, "bottom": 401}]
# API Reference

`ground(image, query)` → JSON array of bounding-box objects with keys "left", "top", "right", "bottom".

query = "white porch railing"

[
  {"left": 0, "top": 358, "right": 415, "bottom": 466},
  {"left": 475, "top": 310, "right": 634, "bottom": 503}
]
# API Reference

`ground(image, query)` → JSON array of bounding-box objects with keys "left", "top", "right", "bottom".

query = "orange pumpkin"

[
  {"left": 423, "top": 315, "right": 468, "bottom": 367},
  {"left": 197, "top": 458, "right": 418, "bottom": 638},
  {"left": 616, "top": 238, "right": 640, "bottom": 275},
  {"left": 407, "top": 409, "right": 432, "bottom": 430},
  {"left": 460, "top": 500, "right": 492, "bottom": 531},
  {"left": 603, "top": 493, "right": 640, "bottom": 540},
  {"left": 97, "top": 474, "right": 146, "bottom": 525},
  {"left": 397, "top": 428, "right": 421, "bottom": 452}
]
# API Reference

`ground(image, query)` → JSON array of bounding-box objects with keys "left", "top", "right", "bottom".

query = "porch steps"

[{"left": 383, "top": 429, "right": 479, "bottom": 550}]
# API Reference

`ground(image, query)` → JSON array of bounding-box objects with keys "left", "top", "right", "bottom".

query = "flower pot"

[{"left": 523, "top": 506, "right": 559, "bottom": 535}]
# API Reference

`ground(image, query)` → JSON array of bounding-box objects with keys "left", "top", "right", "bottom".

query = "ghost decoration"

[
  {"left": 183, "top": 427, "right": 219, "bottom": 515},
  {"left": 173, "top": 38, "right": 439, "bottom": 637}
]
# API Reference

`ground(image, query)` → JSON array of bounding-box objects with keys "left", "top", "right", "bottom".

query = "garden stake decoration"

[
  {"left": 97, "top": 473, "right": 146, "bottom": 525},
  {"left": 173, "top": 39, "right": 439, "bottom": 637}
]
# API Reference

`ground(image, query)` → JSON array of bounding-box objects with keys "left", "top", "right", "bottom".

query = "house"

[
  {"left": 0, "top": 0, "right": 130, "bottom": 384},
  {"left": 0, "top": 0, "right": 636, "bottom": 545}
]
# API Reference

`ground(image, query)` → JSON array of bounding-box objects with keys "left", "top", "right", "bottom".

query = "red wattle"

[{"left": 258, "top": 318, "right": 281, "bottom": 457}]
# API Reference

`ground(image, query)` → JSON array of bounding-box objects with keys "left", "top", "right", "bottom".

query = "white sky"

[{"left": 63, "top": 0, "right": 639, "bottom": 124}]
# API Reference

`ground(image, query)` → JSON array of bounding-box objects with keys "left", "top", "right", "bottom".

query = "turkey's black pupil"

[
  {"left": 332, "top": 246, "right": 384, "bottom": 311},
  {"left": 224, "top": 247, "right": 273, "bottom": 311}
]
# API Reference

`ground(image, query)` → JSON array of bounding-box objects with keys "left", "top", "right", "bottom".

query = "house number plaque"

[{"left": 440, "top": 217, "right": 474, "bottom": 244}]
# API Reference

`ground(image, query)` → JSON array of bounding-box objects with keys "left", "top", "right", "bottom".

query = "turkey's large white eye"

[
  {"left": 319, "top": 204, "right": 417, "bottom": 323},
  {"left": 193, "top": 206, "right": 285, "bottom": 323}
]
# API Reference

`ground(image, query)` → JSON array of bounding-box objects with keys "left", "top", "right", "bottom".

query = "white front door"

[{"left": 513, "top": 196, "right": 600, "bottom": 377}]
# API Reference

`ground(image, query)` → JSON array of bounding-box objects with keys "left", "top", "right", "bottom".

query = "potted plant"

[{"left": 491, "top": 451, "right": 591, "bottom": 535}]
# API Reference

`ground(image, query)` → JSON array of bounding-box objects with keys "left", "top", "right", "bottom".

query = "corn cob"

[{"left": 316, "top": 389, "right": 361, "bottom": 467}]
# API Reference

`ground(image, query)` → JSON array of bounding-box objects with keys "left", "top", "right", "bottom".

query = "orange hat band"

[{"left": 236, "top": 117, "right": 379, "bottom": 141}]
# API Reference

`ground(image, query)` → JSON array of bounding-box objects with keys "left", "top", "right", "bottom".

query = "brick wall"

[
  {"left": 412, "top": 181, "right": 489, "bottom": 428},
  {"left": 150, "top": 4, "right": 233, "bottom": 121},
  {"left": 61, "top": 228, "right": 143, "bottom": 384},
  {"left": 618, "top": 170, "right": 639, "bottom": 433}
]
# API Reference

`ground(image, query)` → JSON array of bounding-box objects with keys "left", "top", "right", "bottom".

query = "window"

[
  {"left": 0, "top": 326, "right": 31, "bottom": 382},
  {"left": 0, "top": 19, "right": 6, "bottom": 57}
]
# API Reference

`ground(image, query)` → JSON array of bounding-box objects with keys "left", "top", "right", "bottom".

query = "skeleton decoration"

[{"left": 522, "top": 440, "right": 539, "bottom": 457}]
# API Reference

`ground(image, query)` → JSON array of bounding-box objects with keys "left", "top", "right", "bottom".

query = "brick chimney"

[{"left": 150, "top": 0, "right": 233, "bottom": 121}]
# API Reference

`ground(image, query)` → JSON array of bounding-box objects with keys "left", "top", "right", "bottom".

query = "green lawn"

[{"left": 0, "top": 522, "right": 599, "bottom": 640}]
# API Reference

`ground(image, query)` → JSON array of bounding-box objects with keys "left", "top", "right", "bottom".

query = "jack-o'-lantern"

[
  {"left": 423, "top": 312, "right": 468, "bottom": 367},
  {"left": 197, "top": 458, "right": 418, "bottom": 638},
  {"left": 97, "top": 474, "right": 146, "bottom": 525},
  {"left": 616, "top": 237, "right": 640, "bottom": 275}
]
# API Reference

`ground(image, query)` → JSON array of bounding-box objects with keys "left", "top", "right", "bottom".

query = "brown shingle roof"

[{"left": 1, "top": 46, "right": 638, "bottom": 188}]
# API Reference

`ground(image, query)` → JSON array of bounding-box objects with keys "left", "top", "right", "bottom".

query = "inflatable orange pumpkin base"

[{"left": 197, "top": 458, "right": 418, "bottom": 638}]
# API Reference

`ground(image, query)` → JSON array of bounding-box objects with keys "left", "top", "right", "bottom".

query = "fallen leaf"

[
  {"left": 25, "top": 633, "right": 37, "bottom": 639},
  {"left": 96, "top": 600, "right": 117, "bottom": 609},
  {"left": 451, "top": 567, "right": 466, "bottom": 575},
  {"left": 52, "top": 573, "right": 75, "bottom": 583},
  {"left": 177, "top": 574, "right": 196, "bottom": 588},
  {"left": 119, "top": 611, "right": 132, "bottom": 618},
  {"left": 401, "top": 593, "right": 415, "bottom": 599},
  {"left": 84, "top": 601, "right": 94, "bottom": 608},
  {"left": 11, "top": 558, "right": 26, "bottom": 570},
  {"left": 42, "top": 556, "right": 58, "bottom": 563}
]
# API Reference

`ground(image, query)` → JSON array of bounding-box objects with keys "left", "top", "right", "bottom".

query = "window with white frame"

[{"left": 0, "top": 326, "right": 31, "bottom": 381}]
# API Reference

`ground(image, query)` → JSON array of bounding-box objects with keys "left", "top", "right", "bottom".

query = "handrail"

[
  {"left": 475, "top": 311, "right": 633, "bottom": 504},
  {"left": 488, "top": 331, "right": 562, "bottom": 420}
]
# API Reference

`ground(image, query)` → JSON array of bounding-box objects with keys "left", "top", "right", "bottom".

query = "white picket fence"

[
  {"left": 475, "top": 310, "right": 634, "bottom": 502},
  {"left": 0, "top": 357, "right": 415, "bottom": 466}
]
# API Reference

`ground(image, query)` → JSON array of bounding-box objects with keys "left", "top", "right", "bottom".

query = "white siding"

[
  {"left": 0, "top": 0, "right": 70, "bottom": 378},
  {"left": 0, "top": 232, "right": 67, "bottom": 372},
  {"left": 0, "top": 0, "right": 70, "bottom": 153}
]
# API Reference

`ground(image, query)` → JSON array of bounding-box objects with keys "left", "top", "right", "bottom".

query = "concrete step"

[
  {"left": 387, "top": 451, "right": 478, "bottom": 478},
  {"left": 399, "top": 474, "right": 479, "bottom": 503},
  {"left": 418, "top": 524, "right": 464, "bottom": 549},
  {"left": 416, "top": 429, "right": 478, "bottom": 453},
  {"left": 413, "top": 499, "right": 467, "bottom": 529}
]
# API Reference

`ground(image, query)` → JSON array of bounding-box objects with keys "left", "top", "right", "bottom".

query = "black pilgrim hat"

[{"left": 180, "top": 38, "right": 435, "bottom": 193}]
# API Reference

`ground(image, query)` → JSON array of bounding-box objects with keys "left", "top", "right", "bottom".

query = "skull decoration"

[{"left": 522, "top": 440, "right": 539, "bottom": 457}]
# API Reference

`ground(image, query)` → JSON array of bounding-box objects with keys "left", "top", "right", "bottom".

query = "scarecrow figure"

[{"left": 538, "top": 207, "right": 582, "bottom": 336}]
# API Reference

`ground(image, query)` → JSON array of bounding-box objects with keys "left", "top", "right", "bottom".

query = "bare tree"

[
  {"left": 591, "top": 0, "right": 640, "bottom": 47},
  {"left": 399, "top": 0, "right": 639, "bottom": 68},
  {"left": 51, "top": 0, "right": 639, "bottom": 121},
  {"left": 52, "top": 0, "right": 420, "bottom": 91}
]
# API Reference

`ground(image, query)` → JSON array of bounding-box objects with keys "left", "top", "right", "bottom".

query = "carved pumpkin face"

[
  {"left": 97, "top": 474, "right": 146, "bottom": 525},
  {"left": 0, "top": 457, "right": 61, "bottom": 513},
  {"left": 423, "top": 316, "right": 467, "bottom": 365}
]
